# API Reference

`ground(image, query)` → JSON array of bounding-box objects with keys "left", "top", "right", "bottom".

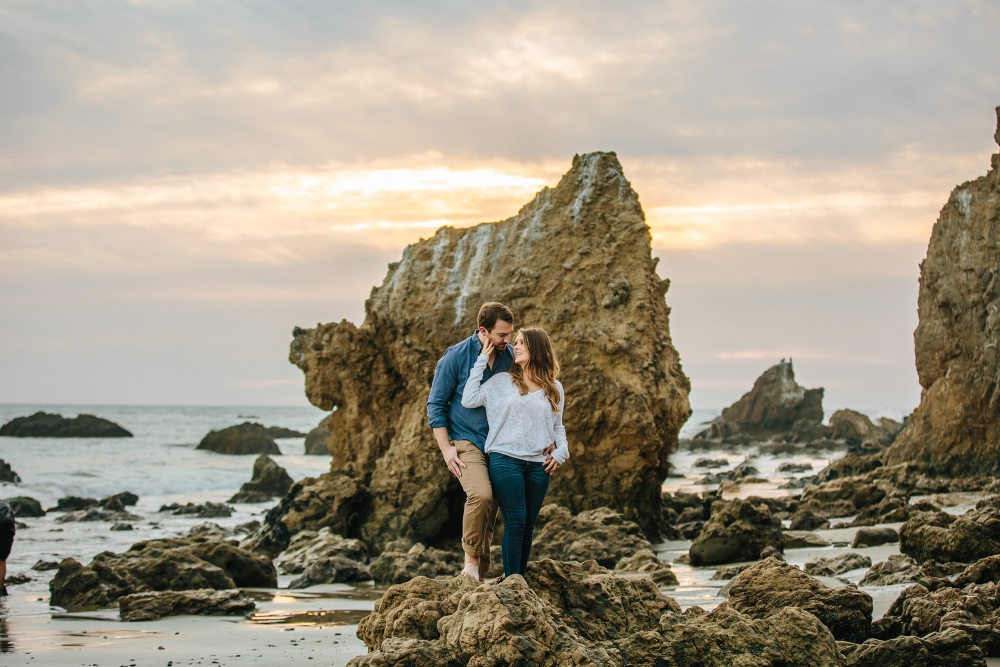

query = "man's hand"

[{"left": 434, "top": 427, "right": 466, "bottom": 478}]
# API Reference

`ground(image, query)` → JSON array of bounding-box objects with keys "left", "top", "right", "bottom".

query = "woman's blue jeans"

[{"left": 488, "top": 453, "right": 551, "bottom": 576}]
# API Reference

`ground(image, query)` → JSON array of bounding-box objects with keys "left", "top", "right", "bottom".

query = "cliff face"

[
  {"left": 887, "top": 107, "right": 1000, "bottom": 475},
  {"left": 290, "top": 152, "right": 690, "bottom": 545}
]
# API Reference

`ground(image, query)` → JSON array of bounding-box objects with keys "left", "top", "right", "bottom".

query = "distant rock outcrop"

[
  {"left": 887, "top": 107, "right": 1000, "bottom": 476},
  {"left": 197, "top": 423, "right": 281, "bottom": 455},
  {"left": 5, "top": 496, "right": 45, "bottom": 517},
  {"left": 303, "top": 414, "right": 332, "bottom": 455},
  {"left": 0, "top": 412, "right": 132, "bottom": 438},
  {"left": 228, "top": 454, "right": 294, "bottom": 503},
  {"left": 0, "top": 459, "right": 20, "bottom": 484},
  {"left": 284, "top": 152, "right": 690, "bottom": 547}
]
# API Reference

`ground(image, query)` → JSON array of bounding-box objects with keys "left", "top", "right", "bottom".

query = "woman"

[{"left": 461, "top": 327, "right": 569, "bottom": 577}]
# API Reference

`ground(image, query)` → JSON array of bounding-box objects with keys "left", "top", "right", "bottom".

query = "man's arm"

[{"left": 427, "top": 353, "right": 467, "bottom": 478}]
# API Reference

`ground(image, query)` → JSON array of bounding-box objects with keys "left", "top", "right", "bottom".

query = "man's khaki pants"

[{"left": 453, "top": 440, "right": 498, "bottom": 579}]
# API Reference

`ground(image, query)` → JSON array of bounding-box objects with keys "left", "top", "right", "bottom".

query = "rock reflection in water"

[{"left": 0, "top": 617, "right": 14, "bottom": 653}]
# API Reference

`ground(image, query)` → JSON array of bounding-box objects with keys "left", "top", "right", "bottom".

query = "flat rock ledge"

[{"left": 119, "top": 589, "right": 255, "bottom": 622}]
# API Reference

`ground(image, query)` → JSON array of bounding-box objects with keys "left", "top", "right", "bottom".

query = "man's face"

[{"left": 481, "top": 320, "right": 514, "bottom": 349}]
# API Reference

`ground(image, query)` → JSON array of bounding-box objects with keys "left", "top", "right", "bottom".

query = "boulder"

[
  {"left": 693, "top": 458, "right": 729, "bottom": 468},
  {"left": 885, "top": 108, "right": 1000, "bottom": 476},
  {"left": 710, "top": 563, "right": 753, "bottom": 580},
  {"left": 858, "top": 554, "right": 965, "bottom": 587},
  {"left": 805, "top": 553, "right": 872, "bottom": 577},
  {"left": 228, "top": 454, "right": 293, "bottom": 503},
  {"left": 900, "top": 506, "right": 1000, "bottom": 563},
  {"left": 826, "top": 409, "right": 902, "bottom": 450},
  {"left": 954, "top": 554, "right": 1000, "bottom": 587},
  {"left": 852, "top": 526, "right": 899, "bottom": 548},
  {"left": 613, "top": 549, "right": 678, "bottom": 585},
  {"left": 370, "top": 541, "right": 462, "bottom": 585},
  {"left": 784, "top": 531, "right": 830, "bottom": 549},
  {"left": 530, "top": 505, "right": 653, "bottom": 568},
  {"left": 111, "top": 522, "right": 133, "bottom": 531},
  {"left": 5, "top": 496, "right": 44, "bottom": 517},
  {"left": 798, "top": 477, "right": 886, "bottom": 519},
  {"left": 158, "top": 502, "right": 233, "bottom": 518},
  {"left": 689, "top": 497, "right": 785, "bottom": 566},
  {"left": 351, "top": 559, "right": 844, "bottom": 667},
  {"left": 100, "top": 492, "right": 139, "bottom": 510},
  {"left": 291, "top": 153, "right": 690, "bottom": 546},
  {"left": 196, "top": 422, "right": 281, "bottom": 455},
  {"left": 841, "top": 628, "right": 986, "bottom": 667},
  {"left": 289, "top": 557, "right": 372, "bottom": 588},
  {"left": 789, "top": 510, "right": 830, "bottom": 531},
  {"left": 304, "top": 414, "right": 332, "bottom": 455},
  {"left": 56, "top": 508, "right": 141, "bottom": 523},
  {"left": 725, "top": 557, "right": 873, "bottom": 643},
  {"left": 0, "top": 458, "right": 20, "bottom": 484},
  {"left": 715, "top": 360, "right": 824, "bottom": 438},
  {"left": 241, "top": 472, "right": 367, "bottom": 558},
  {"left": 53, "top": 496, "right": 99, "bottom": 512},
  {"left": 119, "top": 589, "right": 255, "bottom": 622},
  {"left": 6, "top": 573, "right": 31, "bottom": 585},
  {"left": 778, "top": 462, "right": 813, "bottom": 473},
  {"left": 274, "top": 527, "right": 368, "bottom": 575},
  {"left": 0, "top": 411, "right": 133, "bottom": 437},
  {"left": 49, "top": 536, "right": 276, "bottom": 611},
  {"left": 815, "top": 453, "right": 883, "bottom": 483}
]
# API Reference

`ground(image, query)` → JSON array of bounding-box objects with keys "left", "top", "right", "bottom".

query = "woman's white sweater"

[{"left": 461, "top": 353, "right": 570, "bottom": 463}]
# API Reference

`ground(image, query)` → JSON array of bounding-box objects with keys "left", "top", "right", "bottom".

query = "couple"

[{"left": 427, "top": 302, "right": 569, "bottom": 580}]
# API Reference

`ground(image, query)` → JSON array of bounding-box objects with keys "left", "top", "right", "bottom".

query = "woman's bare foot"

[{"left": 460, "top": 555, "right": 480, "bottom": 581}]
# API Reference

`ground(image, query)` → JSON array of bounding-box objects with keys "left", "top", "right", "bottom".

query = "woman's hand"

[
  {"left": 481, "top": 340, "right": 495, "bottom": 357},
  {"left": 543, "top": 455, "right": 560, "bottom": 474}
]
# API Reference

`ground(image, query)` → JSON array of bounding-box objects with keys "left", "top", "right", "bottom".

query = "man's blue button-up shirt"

[{"left": 427, "top": 331, "right": 514, "bottom": 451}]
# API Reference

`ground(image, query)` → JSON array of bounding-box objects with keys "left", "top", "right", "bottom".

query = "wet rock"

[
  {"left": 289, "top": 556, "right": 372, "bottom": 588},
  {"left": 826, "top": 409, "right": 902, "bottom": 450},
  {"left": 689, "top": 497, "right": 785, "bottom": 566},
  {"left": 858, "top": 554, "right": 966, "bottom": 587},
  {"left": 805, "top": 553, "right": 872, "bottom": 577},
  {"left": 262, "top": 426, "right": 306, "bottom": 439},
  {"left": 725, "top": 557, "right": 873, "bottom": 643},
  {"left": 884, "top": 109, "right": 1000, "bottom": 477},
  {"left": 784, "top": 531, "right": 830, "bottom": 549},
  {"left": 848, "top": 497, "right": 940, "bottom": 527},
  {"left": 0, "top": 411, "right": 133, "bottom": 438},
  {"left": 303, "top": 414, "right": 332, "bottom": 455},
  {"left": 6, "top": 573, "right": 31, "bottom": 585},
  {"left": 613, "top": 549, "right": 678, "bottom": 585},
  {"left": 954, "top": 554, "right": 1000, "bottom": 587},
  {"left": 852, "top": 526, "right": 899, "bottom": 548},
  {"left": 32, "top": 560, "right": 60, "bottom": 571},
  {"left": 789, "top": 510, "right": 830, "bottom": 531},
  {"left": 158, "top": 502, "right": 233, "bottom": 518},
  {"left": 710, "top": 563, "right": 752, "bottom": 580},
  {"left": 677, "top": 521, "right": 705, "bottom": 540},
  {"left": 187, "top": 522, "right": 232, "bottom": 541},
  {"left": 711, "top": 360, "right": 824, "bottom": 439},
  {"left": 798, "top": 477, "right": 886, "bottom": 518},
  {"left": 228, "top": 454, "right": 293, "bottom": 504},
  {"left": 530, "top": 505, "right": 653, "bottom": 568},
  {"left": 693, "top": 458, "right": 729, "bottom": 468},
  {"left": 815, "top": 453, "right": 883, "bottom": 483},
  {"left": 169, "top": 539, "right": 277, "bottom": 588},
  {"left": 5, "top": 496, "right": 44, "bottom": 517},
  {"left": 778, "top": 462, "right": 813, "bottom": 473},
  {"left": 0, "top": 458, "right": 20, "bottom": 484},
  {"left": 197, "top": 422, "right": 281, "bottom": 455},
  {"left": 370, "top": 541, "right": 462, "bottom": 585},
  {"left": 100, "top": 492, "right": 139, "bottom": 510},
  {"left": 53, "top": 496, "right": 99, "bottom": 512},
  {"left": 119, "top": 588, "right": 255, "bottom": 622},
  {"left": 275, "top": 527, "right": 368, "bottom": 575},
  {"left": 110, "top": 523, "right": 133, "bottom": 531},
  {"left": 234, "top": 520, "right": 260, "bottom": 535},
  {"left": 241, "top": 472, "right": 367, "bottom": 558},
  {"left": 56, "top": 508, "right": 141, "bottom": 523},
  {"left": 226, "top": 490, "right": 272, "bottom": 503},
  {"left": 900, "top": 506, "right": 1000, "bottom": 563},
  {"left": 841, "top": 628, "right": 986, "bottom": 667},
  {"left": 292, "top": 153, "right": 691, "bottom": 546}
]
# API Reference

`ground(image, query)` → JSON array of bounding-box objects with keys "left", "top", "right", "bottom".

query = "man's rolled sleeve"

[{"left": 427, "top": 353, "right": 457, "bottom": 429}]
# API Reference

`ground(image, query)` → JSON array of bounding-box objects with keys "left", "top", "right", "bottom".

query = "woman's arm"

[
  {"left": 460, "top": 353, "right": 491, "bottom": 408},
  {"left": 550, "top": 385, "right": 570, "bottom": 463}
]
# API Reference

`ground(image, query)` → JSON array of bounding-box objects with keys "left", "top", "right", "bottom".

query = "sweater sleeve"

[
  {"left": 461, "top": 353, "right": 490, "bottom": 408},
  {"left": 551, "top": 384, "right": 570, "bottom": 463}
]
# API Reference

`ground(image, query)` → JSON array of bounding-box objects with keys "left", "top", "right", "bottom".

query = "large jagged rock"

[
  {"left": 197, "top": 422, "right": 281, "bottom": 455},
  {"left": 725, "top": 557, "right": 873, "bottom": 643},
  {"left": 119, "top": 589, "right": 255, "bottom": 621},
  {"left": 0, "top": 411, "right": 133, "bottom": 437},
  {"left": 899, "top": 506, "right": 1000, "bottom": 563},
  {"left": 49, "top": 536, "right": 276, "bottom": 611},
  {"left": 709, "top": 360, "right": 824, "bottom": 439},
  {"left": 886, "top": 108, "right": 1000, "bottom": 476},
  {"left": 228, "top": 454, "right": 294, "bottom": 502},
  {"left": 304, "top": 413, "right": 333, "bottom": 455},
  {"left": 530, "top": 504, "right": 653, "bottom": 568},
  {"left": 351, "top": 559, "right": 844, "bottom": 667},
  {"left": 289, "top": 153, "right": 690, "bottom": 547},
  {"left": 689, "top": 497, "right": 785, "bottom": 566}
]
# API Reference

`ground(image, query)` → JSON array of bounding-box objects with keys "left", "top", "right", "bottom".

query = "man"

[
  {"left": 427, "top": 302, "right": 515, "bottom": 580},
  {"left": 0, "top": 498, "right": 14, "bottom": 596}
]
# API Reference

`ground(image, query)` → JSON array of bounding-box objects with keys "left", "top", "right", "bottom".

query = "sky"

[{"left": 2, "top": 1, "right": 999, "bottom": 415}]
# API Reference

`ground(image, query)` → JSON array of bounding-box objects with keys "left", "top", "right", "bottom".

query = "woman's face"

[{"left": 513, "top": 333, "right": 530, "bottom": 366}]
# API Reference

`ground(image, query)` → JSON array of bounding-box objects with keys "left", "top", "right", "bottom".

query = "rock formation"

[
  {"left": 689, "top": 497, "right": 785, "bottom": 566},
  {"left": 826, "top": 410, "right": 902, "bottom": 452},
  {"left": 159, "top": 502, "right": 233, "bottom": 518},
  {"left": 899, "top": 506, "right": 1000, "bottom": 564},
  {"left": 304, "top": 414, "right": 333, "bottom": 455},
  {"left": 283, "top": 152, "right": 690, "bottom": 548},
  {"left": 804, "top": 553, "right": 871, "bottom": 578},
  {"left": 262, "top": 426, "right": 306, "bottom": 438},
  {"left": 0, "top": 411, "right": 132, "bottom": 437},
  {"left": 698, "top": 360, "right": 823, "bottom": 441},
  {"left": 197, "top": 423, "right": 281, "bottom": 455},
  {"left": 886, "top": 107, "right": 1000, "bottom": 475},
  {"left": 119, "top": 588, "right": 255, "bottom": 622},
  {"left": 0, "top": 458, "right": 20, "bottom": 484},
  {"left": 530, "top": 505, "right": 654, "bottom": 569},
  {"left": 229, "top": 454, "right": 294, "bottom": 503},
  {"left": 5, "top": 496, "right": 44, "bottom": 517}
]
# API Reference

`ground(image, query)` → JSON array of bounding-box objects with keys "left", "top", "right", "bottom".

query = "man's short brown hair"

[{"left": 477, "top": 302, "right": 514, "bottom": 332}]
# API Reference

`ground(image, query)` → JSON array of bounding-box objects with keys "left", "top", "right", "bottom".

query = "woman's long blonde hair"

[{"left": 509, "top": 327, "right": 561, "bottom": 411}]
